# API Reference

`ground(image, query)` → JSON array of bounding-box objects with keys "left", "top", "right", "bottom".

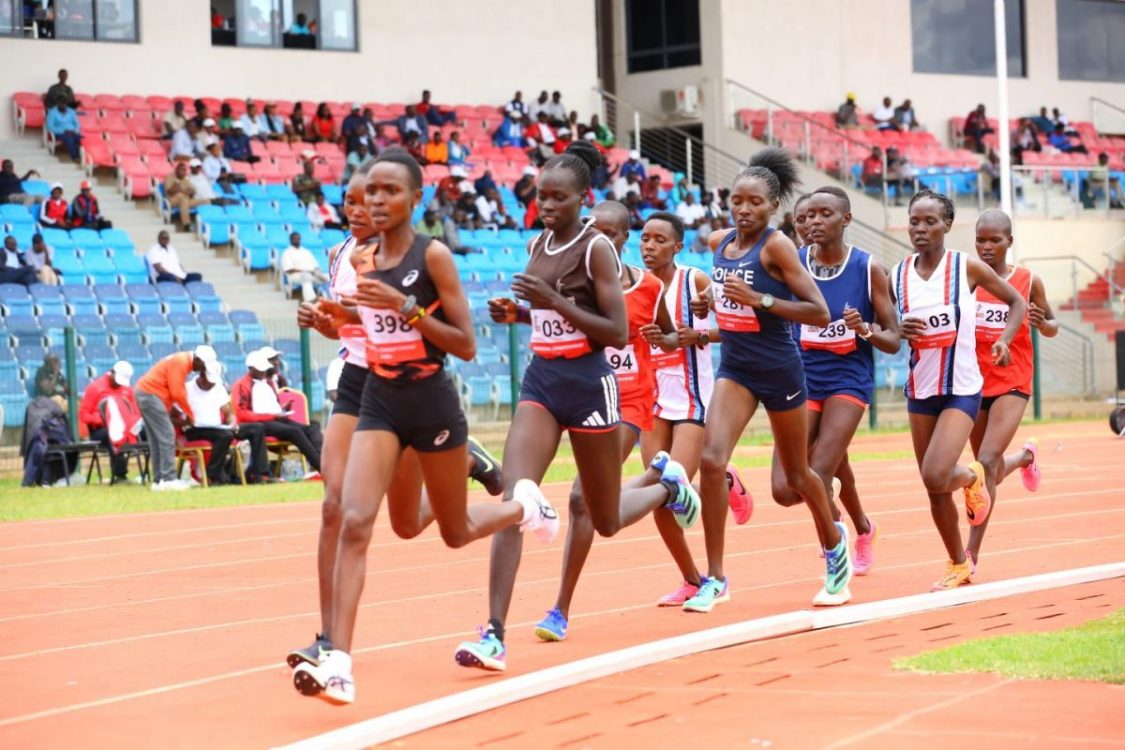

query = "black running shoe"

[
  {"left": 286, "top": 632, "right": 333, "bottom": 669},
  {"left": 467, "top": 436, "right": 503, "bottom": 496}
]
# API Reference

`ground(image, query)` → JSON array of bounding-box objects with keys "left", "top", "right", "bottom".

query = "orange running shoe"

[
  {"left": 930, "top": 558, "right": 973, "bottom": 591},
  {"left": 963, "top": 461, "right": 992, "bottom": 527}
]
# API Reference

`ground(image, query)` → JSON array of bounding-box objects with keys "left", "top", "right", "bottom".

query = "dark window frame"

[
  {"left": 1056, "top": 0, "right": 1125, "bottom": 83},
  {"left": 212, "top": 0, "right": 358, "bottom": 52},
  {"left": 0, "top": 0, "right": 140, "bottom": 43},
  {"left": 910, "top": 0, "right": 1027, "bottom": 78},
  {"left": 625, "top": 0, "right": 701, "bottom": 74}
]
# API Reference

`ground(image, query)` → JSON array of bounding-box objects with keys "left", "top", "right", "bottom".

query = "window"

[
  {"left": 0, "top": 0, "right": 137, "bottom": 41},
  {"left": 1057, "top": 0, "right": 1125, "bottom": 82},
  {"left": 212, "top": 0, "right": 357, "bottom": 51},
  {"left": 911, "top": 0, "right": 1025, "bottom": 77},
  {"left": 625, "top": 0, "right": 701, "bottom": 73}
]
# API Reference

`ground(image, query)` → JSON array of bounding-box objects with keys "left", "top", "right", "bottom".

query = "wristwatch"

[
  {"left": 399, "top": 294, "right": 417, "bottom": 316},
  {"left": 858, "top": 325, "right": 874, "bottom": 340},
  {"left": 759, "top": 293, "right": 775, "bottom": 310},
  {"left": 698, "top": 331, "right": 710, "bottom": 347}
]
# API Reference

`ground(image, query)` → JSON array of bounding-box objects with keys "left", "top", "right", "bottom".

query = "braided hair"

[
  {"left": 908, "top": 188, "right": 955, "bottom": 223},
  {"left": 735, "top": 146, "right": 800, "bottom": 203},
  {"left": 369, "top": 145, "right": 423, "bottom": 190},
  {"left": 543, "top": 139, "right": 604, "bottom": 193}
]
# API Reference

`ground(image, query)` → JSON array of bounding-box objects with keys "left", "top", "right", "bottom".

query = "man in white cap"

[
  {"left": 222, "top": 120, "right": 258, "bottom": 164},
  {"left": 187, "top": 157, "right": 237, "bottom": 206},
  {"left": 232, "top": 351, "right": 322, "bottom": 477},
  {"left": 619, "top": 149, "right": 646, "bottom": 181},
  {"left": 182, "top": 359, "right": 238, "bottom": 485},
  {"left": 79, "top": 361, "right": 142, "bottom": 482},
  {"left": 135, "top": 345, "right": 220, "bottom": 490},
  {"left": 258, "top": 345, "right": 290, "bottom": 389}
]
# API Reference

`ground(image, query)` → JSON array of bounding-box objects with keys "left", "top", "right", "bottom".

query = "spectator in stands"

[
  {"left": 640, "top": 173, "right": 666, "bottom": 210},
  {"left": 447, "top": 131, "right": 470, "bottom": 166},
  {"left": 894, "top": 99, "right": 921, "bottom": 131},
  {"left": 835, "top": 93, "right": 858, "bottom": 129},
  {"left": 545, "top": 91, "right": 567, "bottom": 127},
  {"left": 369, "top": 123, "right": 390, "bottom": 154},
  {"left": 1011, "top": 118, "right": 1041, "bottom": 165},
  {"left": 417, "top": 89, "right": 457, "bottom": 126},
  {"left": 203, "top": 139, "right": 235, "bottom": 183},
  {"left": 1053, "top": 107, "right": 1078, "bottom": 136},
  {"left": 862, "top": 146, "right": 884, "bottom": 190},
  {"left": 704, "top": 189, "right": 729, "bottom": 223},
  {"left": 148, "top": 230, "right": 202, "bottom": 283},
  {"left": 289, "top": 12, "right": 312, "bottom": 34},
  {"left": 43, "top": 68, "right": 77, "bottom": 109},
  {"left": 190, "top": 99, "right": 210, "bottom": 129},
  {"left": 885, "top": 147, "right": 910, "bottom": 205},
  {"left": 476, "top": 187, "right": 518, "bottom": 230},
  {"left": 528, "top": 91, "right": 549, "bottom": 121},
  {"left": 1049, "top": 123, "right": 1088, "bottom": 154},
  {"left": 46, "top": 100, "right": 81, "bottom": 161},
  {"left": 1030, "top": 106, "right": 1053, "bottom": 134},
  {"left": 34, "top": 353, "right": 69, "bottom": 406},
  {"left": 619, "top": 149, "right": 646, "bottom": 181},
  {"left": 623, "top": 193, "right": 645, "bottom": 230},
  {"left": 214, "top": 102, "right": 235, "bottom": 136},
  {"left": 311, "top": 102, "right": 336, "bottom": 144},
  {"left": 0, "top": 234, "right": 38, "bottom": 287},
  {"left": 232, "top": 351, "right": 322, "bottom": 474},
  {"left": 135, "top": 345, "right": 219, "bottom": 490},
  {"left": 693, "top": 218, "right": 724, "bottom": 252},
  {"left": 454, "top": 182, "right": 481, "bottom": 228},
  {"left": 281, "top": 232, "right": 328, "bottom": 302},
  {"left": 289, "top": 102, "right": 308, "bottom": 142},
  {"left": 212, "top": 7, "right": 224, "bottom": 29},
  {"left": 436, "top": 166, "right": 467, "bottom": 215},
  {"left": 393, "top": 104, "right": 428, "bottom": 143},
  {"left": 163, "top": 100, "right": 188, "bottom": 137},
  {"left": 525, "top": 112, "right": 558, "bottom": 164},
  {"left": 340, "top": 103, "right": 367, "bottom": 153},
  {"left": 493, "top": 111, "right": 525, "bottom": 147},
  {"left": 240, "top": 101, "right": 267, "bottom": 141},
  {"left": 612, "top": 170, "right": 641, "bottom": 201},
  {"left": 163, "top": 162, "right": 207, "bottom": 231},
  {"left": 187, "top": 158, "right": 237, "bottom": 206},
  {"left": 306, "top": 192, "right": 343, "bottom": 231},
  {"left": 79, "top": 361, "right": 140, "bottom": 483},
  {"left": 222, "top": 121, "right": 259, "bottom": 163},
  {"left": 292, "top": 153, "right": 322, "bottom": 204},
  {"left": 198, "top": 118, "right": 220, "bottom": 150},
  {"left": 415, "top": 208, "right": 444, "bottom": 240},
  {"left": 963, "top": 104, "right": 994, "bottom": 154},
  {"left": 873, "top": 96, "right": 897, "bottom": 131},
  {"left": 69, "top": 179, "right": 111, "bottom": 229},
  {"left": 0, "top": 160, "right": 43, "bottom": 206},
  {"left": 505, "top": 90, "right": 526, "bottom": 118},
  {"left": 27, "top": 233, "right": 60, "bottom": 285},
  {"left": 262, "top": 102, "right": 291, "bottom": 142},
  {"left": 40, "top": 183, "right": 70, "bottom": 228},
  {"left": 589, "top": 114, "right": 615, "bottom": 148},
  {"left": 474, "top": 169, "right": 499, "bottom": 197},
  {"left": 181, "top": 360, "right": 240, "bottom": 485},
  {"left": 169, "top": 119, "right": 199, "bottom": 161},
  {"left": 1088, "top": 153, "right": 1124, "bottom": 209},
  {"left": 668, "top": 172, "right": 692, "bottom": 205},
  {"left": 553, "top": 126, "right": 574, "bottom": 154},
  {"left": 675, "top": 191, "right": 707, "bottom": 229},
  {"left": 259, "top": 346, "right": 290, "bottom": 389},
  {"left": 778, "top": 211, "right": 798, "bottom": 245},
  {"left": 424, "top": 131, "right": 449, "bottom": 165},
  {"left": 343, "top": 141, "right": 369, "bottom": 182},
  {"left": 400, "top": 131, "right": 425, "bottom": 164}
]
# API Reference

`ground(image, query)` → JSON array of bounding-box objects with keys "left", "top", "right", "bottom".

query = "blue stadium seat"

[
  {"left": 237, "top": 183, "right": 270, "bottom": 203},
  {"left": 278, "top": 202, "right": 308, "bottom": 225},
  {"left": 40, "top": 227, "right": 75, "bottom": 253},
  {"left": 148, "top": 341, "right": 177, "bottom": 360},
  {"left": 138, "top": 313, "right": 174, "bottom": 345},
  {"left": 70, "top": 228, "right": 104, "bottom": 254},
  {"left": 115, "top": 342, "right": 152, "bottom": 373},
  {"left": 320, "top": 184, "right": 343, "bottom": 205},
  {"left": 99, "top": 228, "right": 135, "bottom": 253},
  {"left": 0, "top": 283, "right": 34, "bottom": 316},
  {"left": 83, "top": 343, "right": 117, "bottom": 372},
  {"left": 1, "top": 204, "right": 36, "bottom": 227},
  {"left": 212, "top": 341, "right": 243, "bottom": 360},
  {"left": 4, "top": 315, "right": 42, "bottom": 347},
  {"left": 199, "top": 311, "right": 235, "bottom": 343},
  {"left": 265, "top": 183, "right": 295, "bottom": 201},
  {"left": 15, "top": 342, "right": 46, "bottom": 372},
  {"left": 112, "top": 253, "right": 148, "bottom": 285},
  {"left": 38, "top": 313, "right": 69, "bottom": 345},
  {"left": 82, "top": 255, "right": 118, "bottom": 286},
  {"left": 169, "top": 311, "right": 205, "bottom": 346},
  {"left": 72, "top": 313, "right": 110, "bottom": 346},
  {"left": 229, "top": 309, "right": 266, "bottom": 345},
  {"left": 53, "top": 256, "right": 87, "bottom": 284},
  {"left": 264, "top": 225, "right": 291, "bottom": 249},
  {"left": 93, "top": 283, "right": 130, "bottom": 314},
  {"left": 1, "top": 393, "right": 27, "bottom": 426},
  {"left": 196, "top": 205, "right": 230, "bottom": 248},
  {"left": 273, "top": 338, "right": 300, "bottom": 357},
  {"left": 61, "top": 285, "right": 98, "bottom": 315},
  {"left": 29, "top": 283, "right": 65, "bottom": 315},
  {"left": 252, "top": 205, "right": 286, "bottom": 228},
  {"left": 125, "top": 283, "right": 163, "bottom": 315},
  {"left": 105, "top": 312, "right": 143, "bottom": 346},
  {"left": 157, "top": 282, "right": 193, "bottom": 314},
  {"left": 186, "top": 281, "right": 222, "bottom": 313},
  {"left": 319, "top": 228, "right": 346, "bottom": 247},
  {"left": 238, "top": 229, "right": 272, "bottom": 271}
]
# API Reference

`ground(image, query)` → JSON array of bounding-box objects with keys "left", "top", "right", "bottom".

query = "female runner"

[
  {"left": 685, "top": 147, "right": 850, "bottom": 613},
  {"left": 456, "top": 142, "right": 700, "bottom": 671},
  {"left": 770, "top": 186, "right": 898, "bottom": 576},
  {"left": 292, "top": 148, "right": 553, "bottom": 704},
  {"left": 890, "top": 190, "right": 1026, "bottom": 591},
  {"left": 967, "top": 209, "right": 1053, "bottom": 570}
]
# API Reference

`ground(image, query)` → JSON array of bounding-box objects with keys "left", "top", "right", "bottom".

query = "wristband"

[
  {"left": 858, "top": 325, "right": 873, "bottom": 340},
  {"left": 406, "top": 306, "right": 428, "bottom": 325}
]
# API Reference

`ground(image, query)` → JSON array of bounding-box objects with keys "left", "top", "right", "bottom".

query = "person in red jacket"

[
  {"left": 79, "top": 361, "right": 141, "bottom": 482},
  {"left": 231, "top": 351, "right": 323, "bottom": 474}
]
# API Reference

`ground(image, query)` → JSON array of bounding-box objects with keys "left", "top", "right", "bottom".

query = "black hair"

[
  {"left": 736, "top": 146, "right": 800, "bottom": 203},
  {"left": 811, "top": 185, "right": 851, "bottom": 211},
  {"left": 543, "top": 140, "right": 603, "bottom": 193},
  {"left": 793, "top": 192, "right": 813, "bottom": 209},
  {"left": 908, "top": 188, "right": 955, "bottom": 223},
  {"left": 370, "top": 146, "right": 423, "bottom": 190},
  {"left": 643, "top": 211, "right": 685, "bottom": 241},
  {"left": 348, "top": 156, "right": 378, "bottom": 184}
]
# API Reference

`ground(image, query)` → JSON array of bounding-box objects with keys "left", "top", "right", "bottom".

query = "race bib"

[
  {"left": 650, "top": 343, "right": 684, "bottom": 370},
  {"left": 975, "top": 301, "right": 1009, "bottom": 343},
  {"left": 908, "top": 304, "right": 957, "bottom": 350},
  {"left": 531, "top": 308, "right": 591, "bottom": 358},
  {"left": 605, "top": 344, "right": 640, "bottom": 383},
  {"left": 800, "top": 319, "right": 857, "bottom": 354},
  {"left": 714, "top": 282, "right": 760, "bottom": 333},
  {"left": 359, "top": 308, "right": 426, "bottom": 365}
]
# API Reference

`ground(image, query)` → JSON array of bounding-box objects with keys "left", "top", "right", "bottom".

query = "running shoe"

[
  {"left": 1020, "top": 437, "right": 1041, "bottom": 492},
  {"left": 454, "top": 627, "right": 507, "bottom": 672},
  {"left": 303, "top": 470, "right": 322, "bottom": 482},
  {"left": 657, "top": 580, "right": 700, "bottom": 607},
  {"left": 468, "top": 436, "right": 504, "bottom": 496},
  {"left": 930, "top": 558, "right": 973, "bottom": 591},
  {"left": 533, "top": 608, "right": 568, "bottom": 642},
  {"left": 513, "top": 479, "right": 559, "bottom": 543},
  {"left": 853, "top": 519, "right": 879, "bottom": 576},
  {"left": 823, "top": 521, "right": 853, "bottom": 596},
  {"left": 293, "top": 650, "right": 355, "bottom": 705},
  {"left": 726, "top": 463, "right": 753, "bottom": 525},
  {"left": 286, "top": 632, "right": 333, "bottom": 669},
  {"left": 649, "top": 450, "right": 670, "bottom": 474},
  {"left": 661, "top": 459, "right": 700, "bottom": 529},
  {"left": 963, "top": 461, "right": 992, "bottom": 527},
  {"left": 682, "top": 576, "right": 730, "bottom": 613}
]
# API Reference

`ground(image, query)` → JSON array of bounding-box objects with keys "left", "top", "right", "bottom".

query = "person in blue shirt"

[
  {"left": 222, "top": 122, "right": 258, "bottom": 163},
  {"left": 447, "top": 131, "right": 471, "bottom": 165},
  {"left": 46, "top": 101, "right": 81, "bottom": 161},
  {"left": 618, "top": 150, "right": 646, "bottom": 181},
  {"left": 492, "top": 112, "right": 525, "bottom": 147},
  {"left": 289, "top": 13, "right": 311, "bottom": 34},
  {"left": 1048, "top": 124, "right": 1088, "bottom": 154}
]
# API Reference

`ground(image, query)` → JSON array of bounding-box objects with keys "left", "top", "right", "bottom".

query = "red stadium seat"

[
  {"left": 81, "top": 139, "right": 115, "bottom": 173},
  {"left": 107, "top": 133, "right": 140, "bottom": 158},
  {"left": 128, "top": 115, "right": 162, "bottom": 140},
  {"left": 100, "top": 115, "right": 131, "bottom": 135},
  {"left": 145, "top": 95, "right": 173, "bottom": 111},
  {"left": 137, "top": 139, "right": 167, "bottom": 159}
]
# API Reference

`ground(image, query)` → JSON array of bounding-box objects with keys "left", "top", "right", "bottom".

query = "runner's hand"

[
  {"left": 511, "top": 273, "right": 560, "bottom": 308},
  {"left": 488, "top": 297, "right": 519, "bottom": 324},
  {"left": 354, "top": 277, "right": 407, "bottom": 311},
  {"left": 1027, "top": 301, "right": 1045, "bottom": 331},
  {"left": 689, "top": 288, "right": 713, "bottom": 318},
  {"left": 842, "top": 304, "right": 867, "bottom": 333},
  {"left": 900, "top": 316, "right": 926, "bottom": 342},
  {"left": 991, "top": 340, "right": 1011, "bottom": 366}
]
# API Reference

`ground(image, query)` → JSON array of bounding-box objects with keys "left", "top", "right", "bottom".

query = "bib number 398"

[{"left": 360, "top": 309, "right": 426, "bottom": 364}]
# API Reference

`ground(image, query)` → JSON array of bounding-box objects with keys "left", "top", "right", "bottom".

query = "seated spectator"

[
  {"left": 26, "top": 233, "right": 60, "bottom": 285},
  {"left": 135, "top": 345, "right": 219, "bottom": 490},
  {"left": 416, "top": 89, "right": 458, "bottom": 126},
  {"left": 169, "top": 119, "right": 200, "bottom": 161},
  {"left": 675, "top": 191, "right": 707, "bottom": 229},
  {"left": 623, "top": 193, "right": 645, "bottom": 230},
  {"left": 835, "top": 93, "right": 858, "bottom": 129},
  {"left": 981, "top": 150, "right": 1024, "bottom": 206},
  {"left": 306, "top": 192, "right": 343, "bottom": 231},
  {"left": 35, "top": 353, "right": 69, "bottom": 407},
  {"left": 289, "top": 102, "right": 308, "bottom": 142},
  {"left": 203, "top": 138, "right": 239, "bottom": 183},
  {"left": 198, "top": 118, "right": 220, "bottom": 151},
  {"left": 436, "top": 166, "right": 467, "bottom": 214},
  {"left": 216, "top": 102, "right": 236, "bottom": 135},
  {"left": 640, "top": 173, "right": 666, "bottom": 210},
  {"left": 343, "top": 140, "right": 369, "bottom": 181},
  {"left": 1011, "top": 118, "right": 1042, "bottom": 164},
  {"left": 545, "top": 91, "right": 568, "bottom": 127},
  {"left": 239, "top": 101, "right": 268, "bottom": 141},
  {"left": 525, "top": 112, "right": 558, "bottom": 163},
  {"left": 447, "top": 131, "right": 470, "bottom": 166},
  {"left": 232, "top": 351, "right": 322, "bottom": 475},
  {"left": 619, "top": 150, "right": 647, "bottom": 181},
  {"left": 528, "top": 91, "right": 549, "bottom": 121},
  {"left": 46, "top": 100, "right": 81, "bottom": 161},
  {"left": 885, "top": 147, "right": 910, "bottom": 205},
  {"left": 894, "top": 99, "right": 920, "bottom": 131},
  {"left": 1088, "top": 152, "right": 1124, "bottom": 209},
  {"left": 40, "top": 183, "right": 70, "bottom": 228},
  {"left": 475, "top": 187, "right": 518, "bottom": 230},
  {"left": 369, "top": 123, "right": 390, "bottom": 154},
  {"left": 341, "top": 103, "right": 367, "bottom": 153},
  {"left": 163, "top": 161, "right": 208, "bottom": 231},
  {"left": 872, "top": 96, "right": 897, "bottom": 131},
  {"left": 79, "top": 361, "right": 141, "bottom": 482},
  {"left": 492, "top": 112, "right": 525, "bottom": 147},
  {"left": 589, "top": 114, "right": 615, "bottom": 148},
  {"left": 668, "top": 172, "right": 692, "bottom": 205},
  {"left": 778, "top": 211, "right": 798, "bottom": 245},
  {"left": 403, "top": 131, "right": 427, "bottom": 164},
  {"left": 1049, "top": 123, "right": 1088, "bottom": 154},
  {"left": 454, "top": 183, "right": 481, "bottom": 228},
  {"left": 281, "top": 232, "right": 328, "bottom": 301},
  {"left": 505, "top": 90, "right": 526, "bottom": 119},
  {"left": 963, "top": 104, "right": 994, "bottom": 153},
  {"left": 394, "top": 104, "right": 429, "bottom": 143},
  {"left": 289, "top": 12, "right": 312, "bottom": 34},
  {"left": 704, "top": 189, "right": 729, "bottom": 223},
  {"left": 69, "top": 179, "right": 112, "bottom": 229},
  {"left": 258, "top": 345, "right": 290, "bottom": 389},
  {"left": 181, "top": 359, "right": 238, "bottom": 484},
  {"left": 262, "top": 102, "right": 291, "bottom": 142},
  {"left": 291, "top": 153, "right": 322, "bottom": 204},
  {"left": 1030, "top": 106, "right": 1053, "bottom": 134},
  {"left": 43, "top": 68, "right": 77, "bottom": 109},
  {"left": 1053, "top": 107, "right": 1078, "bottom": 136},
  {"left": 163, "top": 100, "right": 188, "bottom": 137},
  {"left": 424, "top": 131, "right": 449, "bottom": 165},
  {"left": 222, "top": 121, "right": 259, "bottom": 163},
  {"left": 567, "top": 110, "right": 582, "bottom": 135},
  {"left": 514, "top": 165, "right": 537, "bottom": 210},
  {"left": 612, "top": 171, "right": 642, "bottom": 201},
  {"left": 311, "top": 102, "right": 336, "bottom": 143},
  {"left": 441, "top": 209, "right": 476, "bottom": 254},
  {"left": 862, "top": 146, "right": 884, "bottom": 189},
  {"left": 0, "top": 234, "right": 38, "bottom": 287},
  {"left": 0, "top": 160, "right": 43, "bottom": 206},
  {"left": 187, "top": 158, "right": 238, "bottom": 206},
  {"left": 553, "top": 127, "right": 574, "bottom": 154},
  {"left": 190, "top": 98, "right": 210, "bottom": 129},
  {"left": 148, "top": 230, "right": 202, "bottom": 284},
  {"left": 693, "top": 217, "right": 725, "bottom": 252},
  {"left": 474, "top": 169, "right": 498, "bottom": 197},
  {"left": 415, "top": 208, "right": 445, "bottom": 240}
]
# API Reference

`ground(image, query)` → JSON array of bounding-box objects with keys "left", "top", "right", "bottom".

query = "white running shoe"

[
  {"left": 513, "top": 479, "right": 559, "bottom": 543},
  {"left": 293, "top": 650, "right": 355, "bottom": 705},
  {"left": 812, "top": 585, "right": 853, "bottom": 607}
]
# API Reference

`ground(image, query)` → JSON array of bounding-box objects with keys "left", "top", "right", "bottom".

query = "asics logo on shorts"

[
  {"left": 402, "top": 269, "right": 419, "bottom": 287},
  {"left": 433, "top": 429, "right": 450, "bottom": 446}
]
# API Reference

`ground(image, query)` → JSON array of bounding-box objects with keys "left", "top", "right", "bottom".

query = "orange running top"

[{"left": 975, "top": 265, "right": 1033, "bottom": 397}]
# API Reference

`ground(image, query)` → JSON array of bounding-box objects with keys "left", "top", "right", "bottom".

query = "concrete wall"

[{"left": 0, "top": 0, "right": 600, "bottom": 138}]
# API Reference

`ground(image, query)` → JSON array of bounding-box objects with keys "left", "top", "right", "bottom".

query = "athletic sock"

[
  {"left": 660, "top": 478, "right": 679, "bottom": 505},
  {"left": 487, "top": 618, "right": 505, "bottom": 643}
]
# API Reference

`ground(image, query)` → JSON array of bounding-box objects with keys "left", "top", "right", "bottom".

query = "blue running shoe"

[
  {"left": 533, "top": 608, "right": 568, "bottom": 642},
  {"left": 649, "top": 450, "right": 670, "bottom": 474},
  {"left": 682, "top": 576, "right": 730, "bottom": 613},
  {"left": 660, "top": 458, "right": 700, "bottom": 528},
  {"left": 454, "top": 626, "right": 507, "bottom": 672},
  {"left": 824, "top": 521, "right": 853, "bottom": 596}
]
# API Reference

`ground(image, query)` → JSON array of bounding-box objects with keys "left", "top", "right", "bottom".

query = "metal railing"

[
  {"left": 1041, "top": 322, "right": 1097, "bottom": 396},
  {"left": 1004, "top": 165, "right": 1122, "bottom": 219},
  {"left": 1021, "top": 254, "right": 1125, "bottom": 309},
  {"left": 1091, "top": 96, "right": 1125, "bottom": 137}
]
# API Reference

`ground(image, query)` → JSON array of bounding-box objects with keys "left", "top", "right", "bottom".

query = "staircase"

[
  {"left": 1059, "top": 263, "right": 1125, "bottom": 341},
  {"left": 1, "top": 132, "right": 298, "bottom": 328}
]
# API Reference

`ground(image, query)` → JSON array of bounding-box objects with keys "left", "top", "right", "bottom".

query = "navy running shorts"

[
  {"left": 330, "top": 362, "right": 368, "bottom": 418},
  {"left": 907, "top": 392, "right": 982, "bottom": 421},
  {"left": 356, "top": 370, "right": 468, "bottom": 452},
  {"left": 716, "top": 361, "right": 807, "bottom": 412},
  {"left": 520, "top": 352, "right": 620, "bottom": 432}
]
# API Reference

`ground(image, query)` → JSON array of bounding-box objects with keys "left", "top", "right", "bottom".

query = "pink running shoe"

[
  {"left": 853, "top": 519, "right": 878, "bottom": 575},
  {"left": 1020, "top": 438, "right": 1040, "bottom": 492},
  {"left": 657, "top": 581, "right": 700, "bottom": 607},
  {"left": 726, "top": 464, "right": 753, "bottom": 525}
]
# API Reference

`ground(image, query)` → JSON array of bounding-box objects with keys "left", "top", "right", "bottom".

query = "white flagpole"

[{"left": 995, "top": 0, "right": 1013, "bottom": 215}]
